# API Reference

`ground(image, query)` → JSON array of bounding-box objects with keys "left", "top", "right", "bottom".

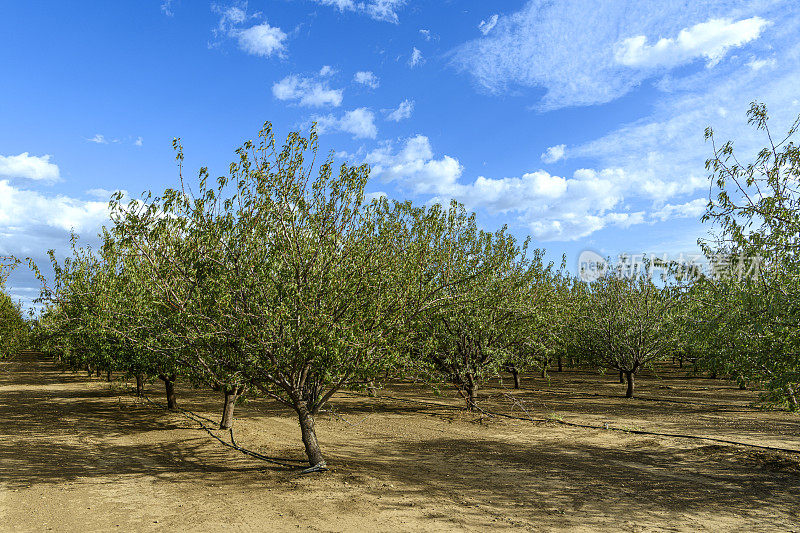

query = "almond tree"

[
  {"left": 575, "top": 273, "right": 676, "bottom": 398},
  {"left": 1, "top": 257, "right": 28, "bottom": 360},
  {"left": 109, "top": 123, "right": 462, "bottom": 467},
  {"left": 412, "top": 208, "right": 552, "bottom": 410},
  {"left": 695, "top": 102, "right": 800, "bottom": 409}
]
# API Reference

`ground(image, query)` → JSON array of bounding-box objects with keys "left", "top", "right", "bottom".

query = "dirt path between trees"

[{"left": 2, "top": 354, "right": 799, "bottom": 532}]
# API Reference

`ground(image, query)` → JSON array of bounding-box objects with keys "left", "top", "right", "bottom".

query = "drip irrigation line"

[{"left": 339, "top": 391, "right": 800, "bottom": 455}]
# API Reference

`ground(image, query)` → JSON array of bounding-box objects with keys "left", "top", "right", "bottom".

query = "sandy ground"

[{"left": 1, "top": 354, "right": 799, "bottom": 532}]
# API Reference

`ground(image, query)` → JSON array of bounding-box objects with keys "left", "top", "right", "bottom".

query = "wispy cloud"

[
  {"left": 273, "top": 74, "right": 343, "bottom": 107},
  {"left": 478, "top": 14, "right": 498, "bottom": 35},
  {"left": 452, "top": 1, "right": 775, "bottom": 110},
  {"left": 310, "top": 0, "right": 407, "bottom": 24},
  {"left": 385, "top": 99, "right": 414, "bottom": 121},
  {"left": 354, "top": 70, "right": 380, "bottom": 89},
  {"left": 86, "top": 134, "right": 108, "bottom": 144},
  {"left": 161, "top": 0, "right": 174, "bottom": 17},
  {"left": 408, "top": 47, "right": 424, "bottom": 68}
]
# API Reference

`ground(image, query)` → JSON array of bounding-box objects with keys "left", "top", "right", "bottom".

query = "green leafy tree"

[
  {"left": 698, "top": 102, "right": 800, "bottom": 408},
  {"left": 109, "top": 123, "right": 459, "bottom": 467},
  {"left": 1, "top": 257, "right": 28, "bottom": 360},
  {"left": 575, "top": 272, "right": 676, "bottom": 398}
]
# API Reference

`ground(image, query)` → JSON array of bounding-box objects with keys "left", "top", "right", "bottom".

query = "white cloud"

[
  {"left": 319, "top": 65, "right": 336, "bottom": 76},
  {"left": 747, "top": 57, "right": 777, "bottom": 70},
  {"left": 452, "top": 1, "right": 777, "bottom": 110},
  {"left": 315, "top": 108, "right": 377, "bottom": 139},
  {"left": 363, "top": 134, "right": 718, "bottom": 241},
  {"left": 0, "top": 153, "right": 60, "bottom": 182},
  {"left": 134, "top": 136, "right": 143, "bottom": 147},
  {"left": 86, "top": 188, "right": 128, "bottom": 201},
  {"left": 408, "top": 47, "right": 424, "bottom": 68},
  {"left": 0, "top": 180, "right": 115, "bottom": 310},
  {"left": 651, "top": 198, "right": 707, "bottom": 221},
  {"left": 87, "top": 134, "right": 108, "bottom": 144},
  {"left": 237, "top": 23, "right": 287, "bottom": 57},
  {"left": 385, "top": 99, "right": 414, "bottom": 121},
  {"left": 354, "top": 71, "right": 380, "bottom": 89},
  {"left": 272, "top": 74, "right": 343, "bottom": 107},
  {"left": 478, "top": 14, "right": 499, "bottom": 35},
  {"left": 366, "top": 135, "right": 462, "bottom": 195},
  {"left": 541, "top": 144, "right": 566, "bottom": 164},
  {"left": 311, "top": 0, "right": 407, "bottom": 23},
  {"left": 419, "top": 29, "right": 432, "bottom": 41},
  {"left": 615, "top": 17, "right": 769, "bottom": 68},
  {"left": 0, "top": 180, "right": 110, "bottom": 245},
  {"left": 211, "top": 5, "right": 286, "bottom": 57}
]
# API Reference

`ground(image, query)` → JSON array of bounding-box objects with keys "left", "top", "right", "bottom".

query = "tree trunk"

[
  {"left": 295, "top": 403, "right": 325, "bottom": 467},
  {"left": 160, "top": 375, "right": 177, "bottom": 410},
  {"left": 619, "top": 370, "right": 624, "bottom": 383},
  {"left": 625, "top": 371, "right": 634, "bottom": 398},
  {"left": 135, "top": 373, "right": 144, "bottom": 397},
  {"left": 106, "top": 369, "right": 112, "bottom": 382},
  {"left": 465, "top": 372, "right": 477, "bottom": 411},
  {"left": 787, "top": 386, "right": 799, "bottom": 411},
  {"left": 679, "top": 356, "right": 683, "bottom": 368},
  {"left": 557, "top": 354, "right": 563, "bottom": 372},
  {"left": 510, "top": 366, "right": 520, "bottom": 389},
  {"left": 96, "top": 368, "right": 101, "bottom": 378},
  {"left": 367, "top": 380, "right": 378, "bottom": 397},
  {"left": 220, "top": 386, "right": 244, "bottom": 429}
]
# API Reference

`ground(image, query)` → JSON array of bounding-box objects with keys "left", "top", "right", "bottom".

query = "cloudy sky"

[{"left": 2, "top": 0, "right": 800, "bottom": 306}]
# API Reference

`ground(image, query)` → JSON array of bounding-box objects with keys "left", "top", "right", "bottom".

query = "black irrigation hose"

[
  {"left": 138, "top": 393, "right": 315, "bottom": 472},
  {"left": 339, "top": 391, "right": 800, "bottom": 456}
]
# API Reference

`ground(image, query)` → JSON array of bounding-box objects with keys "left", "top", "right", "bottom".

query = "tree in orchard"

[
  {"left": 698, "top": 102, "right": 800, "bottom": 409},
  {"left": 0, "top": 256, "right": 28, "bottom": 360},
  {"left": 34, "top": 241, "right": 118, "bottom": 380},
  {"left": 575, "top": 271, "right": 676, "bottom": 398},
  {"left": 110, "top": 123, "right": 464, "bottom": 468},
  {"left": 412, "top": 206, "right": 552, "bottom": 410}
]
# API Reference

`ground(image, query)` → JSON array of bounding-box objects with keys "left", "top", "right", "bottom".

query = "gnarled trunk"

[
  {"left": 510, "top": 366, "right": 520, "bottom": 389},
  {"left": 619, "top": 370, "right": 624, "bottom": 383},
  {"left": 220, "top": 385, "right": 245, "bottom": 429},
  {"left": 465, "top": 372, "right": 478, "bottom": 411},
  {"left": 106, "top": 370, "right": 112, "bottom": 382},
  {"left": 557, "top": 355, "right": 563, "bottom": 372},
  {"left": 135, "top": 373, "right": 144, "bottom": 397},
  {"left": 159, "top": 374, "right": 177, "bottom": 410},
  {"left": 367, "top": 380, "right": 378, "bottom": 397},
  {"left": 787, "top": 386, "right": 799, "bottom": 411},
  {"left": 295, "top": 402, "right": 325, "bottom": 467},
  {"left": 625, "top": 371, "right": 634, "bottom": 398}
]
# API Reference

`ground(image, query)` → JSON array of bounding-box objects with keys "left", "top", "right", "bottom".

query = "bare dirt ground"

[{"left": 2, "top": 354, "right": 799, "bottom": 532}]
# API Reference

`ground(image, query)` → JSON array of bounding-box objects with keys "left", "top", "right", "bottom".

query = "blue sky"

[{"left": 2, "top": 0, "right": 800, "bottom": 306}]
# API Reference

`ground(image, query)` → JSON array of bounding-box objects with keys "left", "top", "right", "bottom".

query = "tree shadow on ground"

[{"left": 333, "top": 435, "right": 800, "bottom": 528}]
